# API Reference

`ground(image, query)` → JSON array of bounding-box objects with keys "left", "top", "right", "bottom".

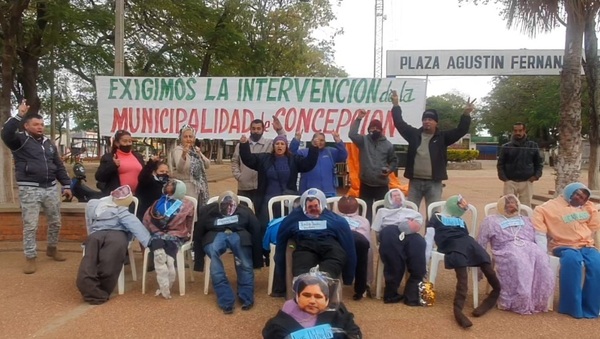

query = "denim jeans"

[
  {"left": 407, "top": 179, "right": 443, "bottom": 214},
  {"left": 204, "top": 232, "right": 254, "bottom": 309}
]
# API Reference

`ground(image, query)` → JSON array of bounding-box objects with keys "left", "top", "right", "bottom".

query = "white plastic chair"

[
  {"left": 203, "top": 195, "right": 255, "bottom": 294},
  {"left": 326, "top": 196, "right": 368, "bottom": 219},
  {"left": 374, "top": 199, "right": 420, "bottom": 299},
  {"left": 267, "top": 195, "right": 301, "bottom": 296},
  {"left": 483, "top": 202, "right": 533, "bottom": 218},
  {"left": 427, "top": 201, "right": 480, "bottom": 307},
  {"left": 142, "top": 196, "right": 198, "bottom": 296},
  {"left": 82, "top": 196, "right": 139, "bottom": 295}
]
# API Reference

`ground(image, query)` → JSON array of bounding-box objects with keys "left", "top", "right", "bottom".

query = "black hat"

[{"left": 422, "top": 109, "right": 438, "bottom": 122}]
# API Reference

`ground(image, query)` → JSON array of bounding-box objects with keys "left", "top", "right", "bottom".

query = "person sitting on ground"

[
  {"left": 372, "top": 188, "right": 426, "bottom": 305},
  {"left": 193, "top": 191, "right": 263, "bottom": 314},
  {"left": 477, "top": 194, "right": 554, "bottom": 315},
  {"left": 274, "top": 188, "right": 357, "bottom": 297},
  {"left": 142, "top": 179, "right": 195, "bottom": 299},
  {"left": 425, "top": 195, "right": 501, "bottom": 329},
  {"left": 262, "top": 270, "right": 362, "bottom": 339},
  {"left": 77, "top": 185, "right": 151, "bottom": 305},
  {"left": 532, "top": 182, "right": 600, "bottom": 319},
  {"left": 335, "top": 196, "right": 373, "bottom": 301}
]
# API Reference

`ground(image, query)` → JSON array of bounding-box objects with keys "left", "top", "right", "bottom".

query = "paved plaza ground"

[{"left": 1, "top": 160, "right": 598, "bottom": 338}]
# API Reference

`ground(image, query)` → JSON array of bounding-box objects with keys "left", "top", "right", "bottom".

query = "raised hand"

[
  {"left": 357, "top": 109, "right": 367, "bottom": 120},
  {"left": 113, "top": 154, "right": 121, "bottom": 167},
  {"left": 332, "top": 131, "right": 341, "bottom": 142},
  {"left": 463, "top": 97, "right": 476, "bottom": 115},
  {"left": 240, "top": 135, "right": 248, "bottom": 143},
  {"left": 272, "top": 115, "right": 282, "bottom": 131},
  {"left": 391, "top": 90, "right": 399, "bottom": 106},
  {"left": 295, "top": 131, "right": 302, "bottom": 140},
  {"left": 18, "top": 99, "right": 30, "bottom": 116}
]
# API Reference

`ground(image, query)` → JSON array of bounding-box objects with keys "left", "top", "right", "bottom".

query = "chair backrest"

[
  {"left": 371, "top": 199, "right": 419, "bottom": 218},
  {"left": 484, "top": 202, "right": 533, "bottom": 217},
  {"left": 427, "top": 200, "right": 478, "bottom": 237},
  {"left": 268, "top": 195, "right": 300, "bottom": 221},
  {"left": 183, "top": 196, "right": 198, "bottom": 237},
  {"left": 327, "top": 196, "right": 368, "bottom": 218},
  {"left": 206, "top": 195, "right": 255, "bottom": 213}
]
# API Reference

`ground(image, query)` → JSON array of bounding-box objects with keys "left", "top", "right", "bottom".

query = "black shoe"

[
  {"left": 222, "top": 306, "right": 234, "bottom": 314},
  {"left": 383, "top": 294, "right": 404, "bottom": 304},
  {"left": 404, "top": 299, "right": 422, "bottom": 307},
  {"left": 241, "top": 303, "right": 254, "bottom": 311},
  {"left": 352, "top": 294, "right": 363, "bottom": 301}
]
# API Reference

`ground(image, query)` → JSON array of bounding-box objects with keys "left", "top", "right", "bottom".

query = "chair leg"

[
  {"left": 177, "top": 251, "right": 186, "bottom": 296},
  {"left": 204, "top": 256, "right": 211, "bottom": 295},
  {"left": 187, "top": 250, "right": 195, "bottom": 282},
  {"left": 429, "top": 252, "right": 442, "bottom": 284},
  {"left": 142, "top": 248, "right": 149, "bottom": 294},
  {"left": 128, "top": 245, "right": 137, "bottom": 282},
  {"left": 470, "top": 267, "right": 479, "bottom": 307},
  {"left": 267, "top": 244, "right": 276, "bottom": 296},
  {"left": 118, "top": 265, "right": 125, "bottom": 295},
  {"left": 376, "top": 257, "right": 384, "bottom": 300}
]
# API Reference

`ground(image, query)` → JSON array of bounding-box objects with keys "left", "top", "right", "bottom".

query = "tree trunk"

[
  {"left": 584, "top": 8, "right": 600, "bottom": 190},
  {"left": 555, "top": 3, "right": 586, "bottom": 195},
  {"left": 0, "top": 0, "right": 30, "bottom": 204}
]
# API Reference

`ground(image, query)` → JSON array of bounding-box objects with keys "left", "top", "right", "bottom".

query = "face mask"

[
  {"left": 119, "top": 145, "right": 132, "bottom": 153},
  {"left": 370, "top": 131, "right": 381, "bottom": 140},
  {"left": 249, "top": 133, "right": 262, "bottom": 142},
  {"left": 155, "top": 174, "right": 169, "bottom": 184}
]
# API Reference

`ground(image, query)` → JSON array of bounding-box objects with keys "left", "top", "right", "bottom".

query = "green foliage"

[
  {"left": 426, "top": 92, "right": 477, "bottom": 135},
  {"left": 478, "top": 75, "right": 582, "bottom": 146},
  {"left": 447, "top": 149, "right": 479, "bottom": 162}
]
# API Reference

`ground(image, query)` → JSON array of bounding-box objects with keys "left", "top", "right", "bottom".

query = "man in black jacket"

[
  {"left": 497, "top": 122, "right": 543, "bottom": 207},
  {"left": 392, "top": 91, "right": 475, "bottom": 210},
  {"left": 193, "top": 191, "right": 263, "bottom": 314},
  {"left": 1, "top": 100, "right": 72, "bottom": 274}
]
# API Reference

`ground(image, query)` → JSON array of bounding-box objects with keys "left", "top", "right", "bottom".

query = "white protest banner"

[
  {"left": 386, "top": 49, "right": 571, "bottom": 76},
  {"left": 95, "top": 76, "right": 427, "bottom": 144}
]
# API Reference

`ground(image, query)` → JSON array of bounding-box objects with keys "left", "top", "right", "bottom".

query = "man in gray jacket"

[
  {"left": 77, "top": 185, "right": 151, "bottom": 304},
  {"left": 231, "top": 116, "right": 285, "bottom": 213},
  {"left": 349, "top": 109, "right": 398, "bottom": 222}
]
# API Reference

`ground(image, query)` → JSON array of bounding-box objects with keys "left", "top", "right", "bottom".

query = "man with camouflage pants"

[{"left": 1, "top": 100, "right": 72, "bottom": 274}]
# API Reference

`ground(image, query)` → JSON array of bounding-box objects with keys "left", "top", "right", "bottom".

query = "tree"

[
  {"left": 479, "top": 76, "right": 564, "bottom": 146},
  {"left": 583, "top": 4, "right": 600, "bottom": 189},
  {"left": 426, "top": 92, "right": 478, "bottom": 136},
  {"left": 461, "top": 0, "right": 590, "bottom": 194}
]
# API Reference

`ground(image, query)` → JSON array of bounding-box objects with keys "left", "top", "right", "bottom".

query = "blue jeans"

[
  {"left": 204, "top": 232, "right": 254, "bottom": 309},
  {"left": 407, "top": 179, "right": 443, "bottom": 213},
  {"left": 553, "top": 247, "right": 600, "bottom": 318}
]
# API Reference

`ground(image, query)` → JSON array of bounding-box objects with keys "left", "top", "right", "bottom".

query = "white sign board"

[
  {"left": 95, "top": 76, "right": 427, "bottom": 144},
  {"left": 386, "top": 49, "right": 567, "bottom": 76}
]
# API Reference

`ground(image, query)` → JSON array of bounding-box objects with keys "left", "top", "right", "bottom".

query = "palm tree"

[{"left": 464, "top": 0, "right": 591, "bottom": 193}]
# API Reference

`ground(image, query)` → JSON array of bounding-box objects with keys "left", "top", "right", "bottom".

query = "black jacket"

[
  {"left": 95, "top": 151, "right": 144, "bottom": 196},
  {"left": 497, "top": 137, "right": 543, "bottom": 182},
  {"left": 1, "top": 116, "right": 71, "bottom": 188},
  {"left": 392, "top": 106, "right": 470, "bottom": 181},
  {"left": 239, "top": 142, "right": 319, "bottom": 211},
  {"left": 135, "top": 159, "right": 166, "bottom": 220},
  {"left": 262, "top": 302, "right": 362, "bottom": 339},
  {"left": 193, "top": 203, "right": 263, "bottom": 271}
]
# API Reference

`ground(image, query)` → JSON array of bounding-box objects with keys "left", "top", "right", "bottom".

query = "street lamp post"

[{"left": 115, "top": 0, "right": 125, "bottom": 76}]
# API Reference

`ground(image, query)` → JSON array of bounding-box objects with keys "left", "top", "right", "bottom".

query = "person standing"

[
  {"left": 497, "top": 122, "right": 543, "bottom": 207},
  {"left": 170, "top": 125, "right": 211, "bottom": 206},
  {"left": 348, "top": 109, "right": 398, "bottom": 222},
  {"left": 1, "top": 100, "right": 72, "bottom": 274},
  {"left": 289, "top": 131, "right": 348, "bottom": 198},
  {"left": 392, "top": 90, "right": 474, "bottom": 209},
  {"left": 231, "top": 117, "right": 285, "bottom": 211},
  {"left": 95, "top": 129, "right": 144, "bottom": 196}
]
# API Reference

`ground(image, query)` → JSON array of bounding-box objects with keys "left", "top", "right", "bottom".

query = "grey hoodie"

[{"left": 348, "top": 119, "right": 398, "bottom": 187}]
